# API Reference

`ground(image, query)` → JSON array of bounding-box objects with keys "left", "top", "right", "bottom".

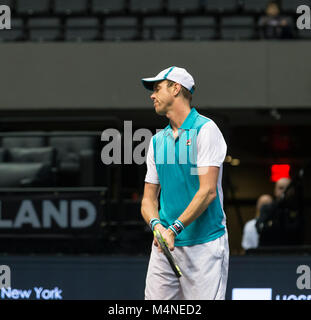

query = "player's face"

[{"left": 150, "top": 81, "right": 174, "bottom": 115}]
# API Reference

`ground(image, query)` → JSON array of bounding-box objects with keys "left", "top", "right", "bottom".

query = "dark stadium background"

[{"left": 0, "top": 0, "right": 310, "bottom": 300}]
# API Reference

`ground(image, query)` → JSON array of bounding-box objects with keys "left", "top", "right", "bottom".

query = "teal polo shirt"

[{"left": 149, "top": 108, "right": 226, "bottom": 246}]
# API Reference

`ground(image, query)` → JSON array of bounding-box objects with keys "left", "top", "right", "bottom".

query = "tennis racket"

[{"left": 153, "top": 229, "right": 182, "bottom": 278}]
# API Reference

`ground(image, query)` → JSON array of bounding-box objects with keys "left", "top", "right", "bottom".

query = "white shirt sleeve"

[
  {"left": 145, "top": 137, "right": 160, "bottom": 184},
  {"left": 196, "top": 120, "right": 227, "bottom": 167}
]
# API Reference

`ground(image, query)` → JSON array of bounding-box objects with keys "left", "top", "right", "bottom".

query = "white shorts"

[{"left": 145, "top": 232, "right": 229, "bottom": 300}]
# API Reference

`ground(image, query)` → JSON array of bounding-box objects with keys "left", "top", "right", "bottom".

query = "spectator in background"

[
  {"left": 274, "top": 177, "right": 291, "bottom": 200},
  {"left": 241, "top": 194, "right": 273, "bottom": 251},
  {"left": 256, "top": 177, "right": 304, "bottom": 246},
  {"left": 258, "top": 1, "right": 294, "bottom": 39}
]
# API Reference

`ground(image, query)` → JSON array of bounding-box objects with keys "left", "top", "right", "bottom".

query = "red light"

[{"left": 271, "top": 164, "right": 290, "bottom": 182}]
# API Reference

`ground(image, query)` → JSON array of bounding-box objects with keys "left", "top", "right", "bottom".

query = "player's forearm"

[
  {"left": 141, "top": 197, "right": 160, "bottom": 226},
  {"left": 177, "top": 188, "right": 217, "bottom": 228}
]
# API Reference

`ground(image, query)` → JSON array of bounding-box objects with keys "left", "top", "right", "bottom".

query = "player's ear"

[{"left": 173, "top": 83, "right": 181, "bottom": 97}]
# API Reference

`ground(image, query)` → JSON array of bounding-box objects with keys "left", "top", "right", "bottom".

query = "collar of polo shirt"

[{"left": 164, "top": 108, "right": 199, "bottom": 136}]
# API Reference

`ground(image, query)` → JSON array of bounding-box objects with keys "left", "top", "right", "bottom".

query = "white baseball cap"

[{"left": 141, "top": 66, "right": 195, "bottom": 94}]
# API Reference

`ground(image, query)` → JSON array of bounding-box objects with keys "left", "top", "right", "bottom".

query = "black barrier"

[
  {"left": 0, "top": 187, "right": 106, "bottom": 236},
  {"left": 0, "top": 188, "right": 108, "bottom": 255},
  {"left": 0, "top": 300, "right": 308, "bottom": 320},
  {"left": 0, "top": 255, "right": 311, "bottom": 301}
]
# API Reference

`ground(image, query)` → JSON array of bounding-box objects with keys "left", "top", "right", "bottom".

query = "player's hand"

[
  {"left": 153, "top": 224, "right": 166, "bottom": 251},
  {"left": 162, "top": 228, "right": 175, "bottom": 252},
  {"left": 153, "top": 224, "right": 175, "bottom": 253}
]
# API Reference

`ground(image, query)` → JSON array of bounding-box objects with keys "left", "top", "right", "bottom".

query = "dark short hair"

[{"left": 166, "top": 80, "right": 194, "bottom": 103}]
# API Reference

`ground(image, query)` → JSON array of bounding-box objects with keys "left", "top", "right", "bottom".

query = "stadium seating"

[
  {"left": 242, "top": 0, "right": 269, "bottom": 13},
  {"left": 204, "top": 0, "right": 238, "bottom": 13},
  {"left": 7, "top": 146, "right": 56, "bottom": 166},
  {"left": 91, "top": 0, "right": 126, "bottom": 14},
  {"left": 0, "top": 132, "right": 98, "bottom": 188},
  {"left": 282, "top": 0, "right": 311, "bottom": 13},
  {"left": 1, "top": 132, "right": 45, "bottom": 148},
  {"left": 65, "top": 17, "right": 100, "bottom": 41},
  {"left": 129, "top": 0, "right": 163, "bottom": 14},
  {"left": 143, "top": 16, "right": 177, "bottom": 40},
  {"left": 28, "top": 17, "right": 62, "bottom": 41},
  {"left": 48, "top": 132, "right": 96, "bottom": 187},
  {"left": 0, "top": 148, "right": 7, "bottom": 162},
  {"left": 16, "top": 0, "right": 50, "bottom": 15},
  {"left": 53, "top": 0, "right": 89, "bottom": 15},
  {"left": 181, "top": 16, "right": 217, "bottom": 40},
  {"left": 103, "top": 17, "right": 138, "bottom": 41},
  {"left": 167, "top": 0, "right": 201, "bottom": 14},
  {"left": 0, "top": 163, "right": 53, "bottom": 187},
  {"left": 0, "top": 18, "right": 24, "bottom": 42},
  {"left": 221, "top": 16, "right": 256, "bottom": 40},
  {"left": 297, "top": 29, "right": 311, "bottom": 39},
  {"left": 0, "top": 0, "right": 309, "bottom": 42}
]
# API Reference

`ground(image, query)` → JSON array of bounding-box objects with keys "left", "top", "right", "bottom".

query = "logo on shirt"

[{"left": 186, "top": 139, "right": 192, "bottom": 146}]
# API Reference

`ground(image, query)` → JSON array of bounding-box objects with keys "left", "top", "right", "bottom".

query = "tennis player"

[{"left": 140, "top": 66, "right": 229, "bottom": 300}]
